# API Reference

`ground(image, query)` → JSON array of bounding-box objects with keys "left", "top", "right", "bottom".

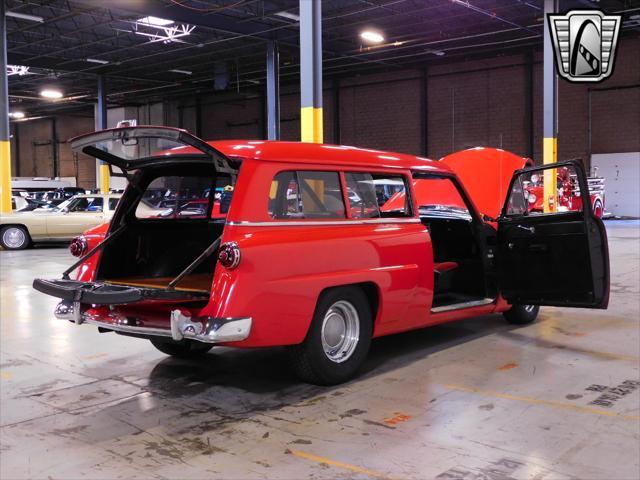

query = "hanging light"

[
  {"left": 360, "top": 30, "right": 385, "bottom": 44},
  {"left": 40, "top": 89, "right": 63, "bottom": 99}
]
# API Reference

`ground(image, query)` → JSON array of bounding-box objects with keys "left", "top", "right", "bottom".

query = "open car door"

[
  {"left": 69, "top": 126, "right": 236, "bottom": 175},
  {"left": 498, "top": 160, "right": 609, "bottom": 308}
]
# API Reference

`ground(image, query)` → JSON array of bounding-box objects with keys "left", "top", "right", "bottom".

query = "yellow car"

[{"left": 0, "top": 193, "right": 122, "bottom": 250}]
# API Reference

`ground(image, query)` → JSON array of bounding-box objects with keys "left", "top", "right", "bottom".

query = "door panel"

[{"left": 498, "top": 161, "right": 609, "bottom": 308}]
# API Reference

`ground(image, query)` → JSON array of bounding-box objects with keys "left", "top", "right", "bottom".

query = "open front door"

[{"left": 498, "top": 160, "right": 609, "bottom": 308}]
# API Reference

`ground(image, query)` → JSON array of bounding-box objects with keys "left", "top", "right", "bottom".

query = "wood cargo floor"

[{"left": 106, "top": 274, "right": 212, "bottom": 293}]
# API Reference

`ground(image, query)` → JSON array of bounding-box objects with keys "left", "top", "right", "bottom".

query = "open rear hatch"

[{"left": 33, "top": 126, "right": 234, "bottom": 306}]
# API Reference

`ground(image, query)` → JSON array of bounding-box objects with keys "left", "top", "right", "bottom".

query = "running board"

[{"left": 431, "top": 297, "right": 494, "bottom": 313}]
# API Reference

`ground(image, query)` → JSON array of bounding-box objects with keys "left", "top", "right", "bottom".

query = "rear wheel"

[
  {"left": 290, "top": 286, "right": 372, "bottom": 385},
  {"left": 503, "top": 304, "right": 539, "bottom": 325},
  {"left": 150, "top": 339, "right": 213, "bottom": 357},
  {"left": 0, "top": 226, "right": 31, "bottom": 250}
]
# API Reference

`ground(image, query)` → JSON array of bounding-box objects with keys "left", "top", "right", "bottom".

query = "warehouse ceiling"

[{"left": 6, "top": 0, "right": 640, "bottom": 117}]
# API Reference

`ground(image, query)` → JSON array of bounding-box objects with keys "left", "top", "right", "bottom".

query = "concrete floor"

[{"left": 1, "top": 221, "right": 639, "bottom": 480}]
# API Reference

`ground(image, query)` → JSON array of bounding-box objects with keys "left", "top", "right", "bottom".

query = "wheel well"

[
  {"left": 319, "top": 281, "right": 380, "bottom": 331},
  {"left": 1, "top": 224, "right": 30, "bottom": 235}
]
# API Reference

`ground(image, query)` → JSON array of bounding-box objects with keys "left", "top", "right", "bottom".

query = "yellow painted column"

[
  {"left": 0, "top": 140, "right": 11, "bottom": 213},
  {"left": 301, "top": 106, "right": 323, "bottom": 143},
  {"left": 99, "top": 163, "right": 110, "bottom": 194},
  {"left": 543, "top": 137, "right": 557, "bottom": 213}
]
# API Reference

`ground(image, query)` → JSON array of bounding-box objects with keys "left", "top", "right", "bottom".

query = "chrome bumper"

[{"left": 54, "top": 301, "right": 251, "bottom": 344}]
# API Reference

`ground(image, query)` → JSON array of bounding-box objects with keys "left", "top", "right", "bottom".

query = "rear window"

[
  {"left": 345, "top": 173, "right": 411, "bottom": 218},
  {"left": 136, "top": 175, "right": 232, "bottom": 219},
  {"left": 269, "top": 171, "right": 345, "bottom": 219}
]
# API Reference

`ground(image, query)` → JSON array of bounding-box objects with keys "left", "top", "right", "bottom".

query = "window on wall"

[
  {"left": 345, "top": 173, "right": 411, "bottom": 218},
  {"left": 269, "top": 171, "right": 345, "bottom": 219}
]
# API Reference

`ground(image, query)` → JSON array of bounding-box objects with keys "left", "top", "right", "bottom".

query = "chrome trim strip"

[
  {"left": 54, "top": 301, "right": 251, "bottom": 344},
  {"left": 226, "top": 218, "right": 421, "bottom": 227},
  {"left": 430, "top": 297, "right": 495, "bottom": 314}
]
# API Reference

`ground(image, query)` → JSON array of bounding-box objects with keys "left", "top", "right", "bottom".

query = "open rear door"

[
  {"left": 497, "top": 160, "right": 609, "bottom": 308},
  {"left": 70, "top": 126, "right": 236, "bottom": 174}
]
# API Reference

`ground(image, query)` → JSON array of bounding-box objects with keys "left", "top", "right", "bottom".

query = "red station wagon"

[{"left": 34, "top": 127, "right": 610, "bottom": 385}]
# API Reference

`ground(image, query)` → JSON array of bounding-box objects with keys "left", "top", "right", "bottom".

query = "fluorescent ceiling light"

[
  {"left": 275, "top": 11, "right": 300, "bottom": 21},
  {"left": 86, "top": 58, "right": 109, "bottom": 64},
  {"left": 432, "top": 50, "right": 445, "bottom": 56},
  {"left": 7, "top": 65, "right": 30, "bottom": 76},
  {"left": 137, "top": 16, "right": 174, "bottom": 26},
  {"left": 9, "top": 112, "right": 25, "bottom": 119},
  {"left": 169, "top": 69, "right": 192, "bottom": 75},
  {"left": 360, "top": 30, "right": 385, "bottom": 43},
  {"left": 6, "top": 11, "right": 44, "bottom": 22},
  {"left": 40, "top": 89, "right": 63, "bottom": 99}
]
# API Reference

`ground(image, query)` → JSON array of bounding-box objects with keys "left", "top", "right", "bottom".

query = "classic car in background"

[
  {"left": 523, "top": 166, "right": 606, "bottom": 218},
  {"left": 33, "top": 127, "right": 609, "bottom": 386},
  {"left": 0, "top": 193, "right": 122, "bottom": 250}
]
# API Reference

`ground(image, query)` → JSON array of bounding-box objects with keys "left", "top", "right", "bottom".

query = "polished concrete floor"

[{"left": 1, "top": 221, "right": 639, "bottom": 480}]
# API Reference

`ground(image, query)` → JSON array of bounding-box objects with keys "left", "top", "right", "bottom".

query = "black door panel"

[{"left": 498, "top": 161, "right": 609, "bottom": 309}]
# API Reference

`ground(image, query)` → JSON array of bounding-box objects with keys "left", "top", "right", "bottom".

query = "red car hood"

[{"left": 439, "top": 147, "right": 530, "bottom": 219}]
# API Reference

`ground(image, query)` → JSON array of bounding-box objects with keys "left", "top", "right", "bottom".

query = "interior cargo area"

[
  {"left": 422, "top": 217, "right": 487, "bottom": 309},
  {"left": 97, "top": 221, "right": 224, "bottom": 293}
]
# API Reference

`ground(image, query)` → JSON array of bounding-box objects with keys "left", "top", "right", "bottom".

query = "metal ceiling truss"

[{"left": 5, "top": 0, "right": 638, "bottom": 116}]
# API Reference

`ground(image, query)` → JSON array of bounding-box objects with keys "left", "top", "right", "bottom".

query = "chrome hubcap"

[
  {"left": 523, "top": 304, "right": 535, "bottom": 313},
  {"left": 321, "top": 300, "right": 360, "bottom": 363},
  {"left": 2, "top": 228, "right": 26, "bottom": 249}
]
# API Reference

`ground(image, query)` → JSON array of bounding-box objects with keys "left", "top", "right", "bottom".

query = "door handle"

[{"left": 515, "top": 225, "right": 535, "bottom": 234}]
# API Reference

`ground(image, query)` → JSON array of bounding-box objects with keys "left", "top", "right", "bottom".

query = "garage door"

[{"left": 591, "top": 152, "right": 640, "bottom": 218}]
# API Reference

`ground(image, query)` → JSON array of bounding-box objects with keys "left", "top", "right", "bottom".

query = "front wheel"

[
  {"left": 150, "top": 339, "right": 213, "bottom": 358},
  {"left": 503, "top": 304, "right": 539, "bottom": 325},
  {"left": 290, "top": 286, "right": 372, "bottom": 385},
  {"left": 0, "top": 226, "right": 31, "bottom": 250}
]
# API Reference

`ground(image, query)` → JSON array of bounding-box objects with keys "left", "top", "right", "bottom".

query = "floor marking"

[
  {"left": 82, "top": 353, "right": 107, "bottom": 360},
  {"left": 288, "top": 449, "right": 399, "bottom": 479},
  {"left": 443, "top": 384, "right": 640, "bottom": 421},
  {"left": 383, "top": 412, "right": 411, "bottom": 426},
  {"left": 0, "top": 370, "right": 11, "bottom": 380},
  {"left": 498, "top": 362, "right": 518, "bottom": 371}
]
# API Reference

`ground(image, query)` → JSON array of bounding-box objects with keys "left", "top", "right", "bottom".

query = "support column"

[
  {"left": 266, "top": 40, "right": 280, "bottom": 140},
  {"left": 299, "top": 0, "right": 323, "bottom": 143},
  {"left": 96, "top": 75, "right": 109, "bottom": 193},
  {"left": 0, "top": 1, "right": 13, "bottom": 213},
  {"left": 421, "top": 67, "right": 428, "bottom": 157},
  {"left": 543, "top": 0, "right": 559, "bottom": 213}
]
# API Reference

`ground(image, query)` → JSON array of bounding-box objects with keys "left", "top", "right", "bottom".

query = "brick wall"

[{"left": 10, "top": 37, "right": 639, "bottom": 179}]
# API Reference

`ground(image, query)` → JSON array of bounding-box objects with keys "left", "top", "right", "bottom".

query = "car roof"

[{"left": 208, "top": 140, "right": 449, "bottom": 173}]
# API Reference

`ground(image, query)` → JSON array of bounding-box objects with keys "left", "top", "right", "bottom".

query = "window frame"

[
  {"left": 269, "top": 169, "right": 347, "bottom": 221},
  {"left": 342, "top": 171, "right": 414, "bottom": 219}
]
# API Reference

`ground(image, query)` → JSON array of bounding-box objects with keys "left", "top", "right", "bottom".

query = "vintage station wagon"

[{"left": 34, "top": 127, "right": 610, "bottom": 385}]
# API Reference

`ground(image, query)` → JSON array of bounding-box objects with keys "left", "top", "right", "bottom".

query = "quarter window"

[
  {"left": 269, "top": 171, "right": 345, "bottom": 219},
  {"left": 345, "top": 173, "right": 411, "bottom": 218}
]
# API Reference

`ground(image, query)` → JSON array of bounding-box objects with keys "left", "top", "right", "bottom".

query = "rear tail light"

[
  {"left": 69, "top": 236, "right": 88, "bottom": 257},
  {"left": 218, "top": 242, "right": 241, "bottom": 270}
]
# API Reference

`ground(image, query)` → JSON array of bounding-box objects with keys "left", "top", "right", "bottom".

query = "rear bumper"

[{"left": 54, "top": 300, "right": 251, "bottom": 344}]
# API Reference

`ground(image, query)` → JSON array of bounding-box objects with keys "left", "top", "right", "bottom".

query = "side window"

[
  {"left": 69, "top": 197, "right": 103, "bottom": 212},
  {"left": 506, "top": 165, "right": 584, "bottom": 216},
  {"left": 108, "top": 198, "right": 120, "bottom": 211},
  {"left": 269, "top": 171, "right": 345, "bottom": 219},
  {"left": 345, "top": 173, "right": 411, "bottom": 218}
]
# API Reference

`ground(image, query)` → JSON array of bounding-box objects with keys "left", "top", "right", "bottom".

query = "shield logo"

[{"left": 548, "top": 9, "right": 622, "bottom": 83}]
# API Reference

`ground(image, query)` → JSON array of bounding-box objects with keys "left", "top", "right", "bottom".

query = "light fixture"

[
  {"left": 6, "top": 11, "right": 44, "bottom": 22},
  {"left": 7, "top": 65, "right": 30, "bottom": 76},
  {"left": 86, "top": 58, "right": 109, "bottom": 64},
  {"left": 432, "top": 50, "right": 445, "bottom": 56},
  {"left": 360, "top": 30, "right": 385, "bottom": 44},
  {"left": 137, "top": 16, "right": 174, "bottom": 26},
  {"left": 169, "top": 69, "right": 192, "bottom": 75},
  {"left": 274, "top": 11, "right": 300, "bottom": 21},
  {"left": 9, "top": 111, "right": 25, "bottom": 119},
  {"left": 40, "top": 89, "right": 63, "bottom": 99}
]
